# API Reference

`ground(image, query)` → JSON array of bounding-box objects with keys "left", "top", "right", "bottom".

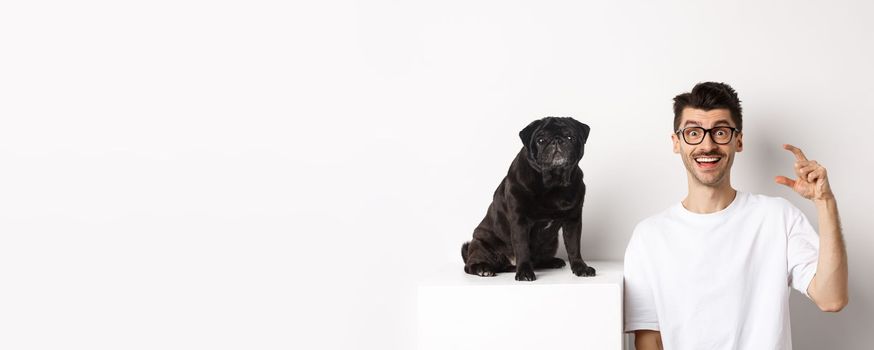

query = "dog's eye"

[
  {"left": 567, "top": 136, "right": 575, "bottom": 141},
  {"left": 537, "top": 138, "right": 544, "bottom": 144}
]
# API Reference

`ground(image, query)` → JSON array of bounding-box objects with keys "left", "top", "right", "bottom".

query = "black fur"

[{"left": 462, "top": 117, "right": 596, "bottom": 281}]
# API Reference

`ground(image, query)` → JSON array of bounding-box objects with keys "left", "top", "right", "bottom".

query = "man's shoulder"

[
  {"left": 625, "top": 206, "right": 677, "bottom": 259},
  {"left": 632, "top": 205, "right": 676, "bottom": 236},
  {"left": 740, "top": 192, "right": 799, "bottom": 213}
]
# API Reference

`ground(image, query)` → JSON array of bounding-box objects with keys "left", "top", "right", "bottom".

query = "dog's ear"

[
  {"left": 565, "top": 117, "right": 590, "bottom": 159},
  {"left": 566, "top": 117, "right": 590, "bottom": 143},
  {"left": 519, "top": 119, "right": 544, "bottom": 147}
]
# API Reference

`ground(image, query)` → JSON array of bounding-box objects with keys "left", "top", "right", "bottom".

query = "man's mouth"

[{"left": 693, "top": 155, "right": 722, "bottom": 169}]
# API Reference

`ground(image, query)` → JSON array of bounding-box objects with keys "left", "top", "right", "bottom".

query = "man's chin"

[
  {"left": 684, "top": 165, "right": 725, "bottom": 186},
  {"left": 693, "top": 172, "right": 726, "bottom": 187}
]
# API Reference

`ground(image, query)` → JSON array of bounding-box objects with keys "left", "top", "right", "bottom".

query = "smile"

[{"left": 694, "top": 156, "right": 722, "bottom": 169}]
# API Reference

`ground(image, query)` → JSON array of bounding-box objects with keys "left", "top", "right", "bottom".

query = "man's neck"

[{"left": 682, "top": 182, "right": 738, "bottom": 214}]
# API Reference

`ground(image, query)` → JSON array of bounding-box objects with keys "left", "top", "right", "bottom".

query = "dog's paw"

[
  {"left": 515, "top": 263, "right": 536, "bottom": 281},
  {"left": 571, "top": 262, "right": 596, "bottom": 277},
  {"left": 536, "top": 257, "right": 566, "bottom": 269},
  {"left": 469, "top": 263, "right": 497, "bottom": 277}
]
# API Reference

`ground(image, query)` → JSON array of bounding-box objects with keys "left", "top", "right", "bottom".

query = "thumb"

[{"left": 775, "top": 176, "right": 796, "bottom": 188}]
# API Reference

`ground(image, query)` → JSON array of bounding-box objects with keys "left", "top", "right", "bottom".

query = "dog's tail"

[{"left": 461, "top": 241, "right": 470, "bottom": 264}]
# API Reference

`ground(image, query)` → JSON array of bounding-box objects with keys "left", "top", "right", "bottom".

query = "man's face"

[{"left": 672, "top": 107, "right": 743, "bottom": 187}]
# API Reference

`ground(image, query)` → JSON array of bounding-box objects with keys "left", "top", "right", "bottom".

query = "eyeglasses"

[{"left": 675, "top": 126, "right": 740, "bottom": 145}]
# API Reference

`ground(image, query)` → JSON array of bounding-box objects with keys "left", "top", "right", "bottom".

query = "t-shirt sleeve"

[
  {"left": 786, "top": 203, "right": 820, "bottom": 299},
  {"left": 624, "top": 226, "right": 659, "bottom": 333}
]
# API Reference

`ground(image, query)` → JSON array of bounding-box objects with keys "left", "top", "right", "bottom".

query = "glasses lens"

[
  {"left": 683, "top": 127, "right": 705, "bottom": 144},
  {"left": 712, "top": 127, "right": 733, "bottom": 144}
]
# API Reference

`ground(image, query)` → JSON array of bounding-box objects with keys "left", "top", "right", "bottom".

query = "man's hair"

[{"left": 673, "top": 82, "right": 743, "bottom": 132}]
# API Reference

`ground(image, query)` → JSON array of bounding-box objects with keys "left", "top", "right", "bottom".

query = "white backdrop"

[{"left": 1, "top": 1, "right": 873, "bottom": 349}]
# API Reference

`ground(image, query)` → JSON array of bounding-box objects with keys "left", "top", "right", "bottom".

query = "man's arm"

[
  {"left": 776, "top": 144, "right": 849, "bottom": 312},
  {"left": 634, "top": 330, "right": 663, "bottom": 350},
  {"left": 807, "top": 197, "right": 848, "bottom": 312}
]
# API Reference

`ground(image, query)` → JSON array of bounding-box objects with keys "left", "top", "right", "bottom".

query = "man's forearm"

[
  {"left": 808, "top": 197, "right": 849, "bottom": 312},
  {"left": 634, "top": 330, "right": 663, "bottom": 350}
]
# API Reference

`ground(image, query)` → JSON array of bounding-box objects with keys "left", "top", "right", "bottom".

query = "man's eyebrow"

[{"left": 683, "top": 120, "right": 733, "bottom": 128}]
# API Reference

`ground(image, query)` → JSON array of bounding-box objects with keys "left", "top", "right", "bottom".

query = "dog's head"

[{"left": 519, "top": 117, "right": 590, "bottom": 183}]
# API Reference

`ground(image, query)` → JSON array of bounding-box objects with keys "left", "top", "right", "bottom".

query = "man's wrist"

[{"left": 813, "top": 195, "right": 836, "bottom": 207}]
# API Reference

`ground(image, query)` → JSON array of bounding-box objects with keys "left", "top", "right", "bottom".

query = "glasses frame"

[{"left": 675, "top": 126, "right": 740, "bottom": 145}]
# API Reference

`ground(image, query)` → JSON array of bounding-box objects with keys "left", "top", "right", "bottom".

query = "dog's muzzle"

[{"left": 542, "top": 144, "right": 569, "bottom": 167}]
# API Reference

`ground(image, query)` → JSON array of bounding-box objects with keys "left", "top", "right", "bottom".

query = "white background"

[{"left": 1, "top": 0, "right": 873, "bottom": 349}]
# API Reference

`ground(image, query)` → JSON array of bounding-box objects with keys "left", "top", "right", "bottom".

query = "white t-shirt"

[{"left": 623, "top": 191, "right": 819, "bottom": 350}]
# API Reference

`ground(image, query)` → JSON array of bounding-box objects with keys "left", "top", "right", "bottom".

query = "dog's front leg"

[
  {"left": 511, "top": 223, "right": 536, "bottom": 281},
  {"left": 563, "top": 219, "right": 596, "bottom": 276}
]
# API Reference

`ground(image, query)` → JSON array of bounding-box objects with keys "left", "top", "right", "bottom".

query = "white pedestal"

[{"left": 417, "top": 261, "right": 624, "bottom": 350}]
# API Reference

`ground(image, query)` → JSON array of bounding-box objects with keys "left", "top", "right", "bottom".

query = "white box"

[{"left": 417, "top": 261, "right": 624, "bottom": 350}]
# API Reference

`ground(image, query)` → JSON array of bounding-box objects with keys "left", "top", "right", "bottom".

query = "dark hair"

[{"left": 673, "top": 82, "right": 743, "bottom": 132}]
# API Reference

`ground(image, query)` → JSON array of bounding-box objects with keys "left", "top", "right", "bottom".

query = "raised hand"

[{"left": 775, "top": 144, "right": 834, "bottom": 201}]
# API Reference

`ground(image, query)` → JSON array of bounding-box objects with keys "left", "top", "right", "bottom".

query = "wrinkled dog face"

[
  {"left": 520, "top": 117, "right": 590, "bottom": 171},
  {"left": 533, "top": 125, "right": 577, "bottom": 168}
]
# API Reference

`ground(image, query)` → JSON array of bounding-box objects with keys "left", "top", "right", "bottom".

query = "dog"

[{"left": 461, "top": 116, "right": 595, "bottom": 281}]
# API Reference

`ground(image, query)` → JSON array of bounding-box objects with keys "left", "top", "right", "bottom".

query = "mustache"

[{"left": 691, "top": 152, "right": 726, "bottom": 158}]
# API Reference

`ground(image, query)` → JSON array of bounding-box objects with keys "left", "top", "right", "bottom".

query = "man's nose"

[{"left": 698, "top": 131, "right": 719, "bottom": 149}]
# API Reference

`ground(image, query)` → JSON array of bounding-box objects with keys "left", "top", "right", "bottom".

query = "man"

[{"left": 623, "top": 82, "right": 848, "bottom": 350}]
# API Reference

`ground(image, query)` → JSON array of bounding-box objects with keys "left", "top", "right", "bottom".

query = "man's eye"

[
  {"left": 716, "top": 130, "right": 727, "bottom": 137},
  {"left": 688, "top": 131, "right": 700, "bottom": 137}
]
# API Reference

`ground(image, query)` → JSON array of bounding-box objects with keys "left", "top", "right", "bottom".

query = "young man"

[{"left": 623, "top": 82, "right": 848, "bottom": 350}]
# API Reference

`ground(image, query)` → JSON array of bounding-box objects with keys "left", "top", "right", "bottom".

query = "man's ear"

[
  {"left": 519, "top": 119, "right": 544, "bottom": 147},
  {"left": 736, "top": 131, "right": 743, "bottom": 152},
  {"left": 672, "top": 133, "right": 681, "bottom": 154}
]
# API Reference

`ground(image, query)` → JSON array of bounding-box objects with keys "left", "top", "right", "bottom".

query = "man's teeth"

[{"left": 695, "top": 157, "right": 720, "bottom": 163}]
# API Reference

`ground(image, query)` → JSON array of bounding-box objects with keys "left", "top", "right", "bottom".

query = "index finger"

[{"left": 783, "top": 144, "right": 808, "bottom": 161}]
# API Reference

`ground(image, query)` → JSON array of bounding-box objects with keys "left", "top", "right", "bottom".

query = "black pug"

[{"left": 461, "top": 117, "right": 595, "bottom": 281}]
